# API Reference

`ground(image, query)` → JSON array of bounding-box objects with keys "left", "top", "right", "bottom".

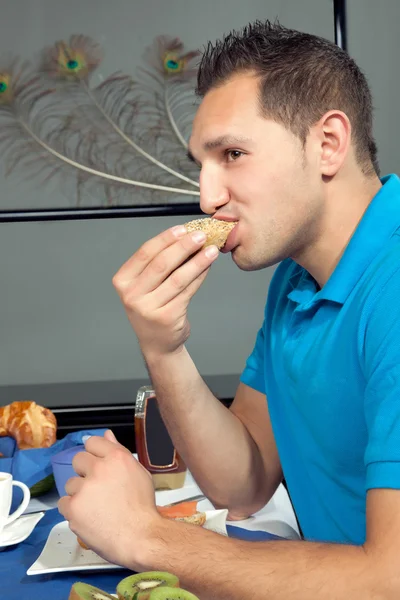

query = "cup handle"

[{"left": 5, "top": 481, "right": 31, "bottom": 526}]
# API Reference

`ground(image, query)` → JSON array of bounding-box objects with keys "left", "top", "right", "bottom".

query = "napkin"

[{"left": 0, "top": 429, "right": 107, "bottom": 509}]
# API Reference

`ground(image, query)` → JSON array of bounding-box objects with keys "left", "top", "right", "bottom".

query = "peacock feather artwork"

[{"left": 0, "top": 34, "right": 201, "bottom": 209}]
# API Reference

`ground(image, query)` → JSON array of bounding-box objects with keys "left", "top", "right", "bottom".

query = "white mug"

[{"left": 0, "top": 472, "right": 30, "bottom": 535}]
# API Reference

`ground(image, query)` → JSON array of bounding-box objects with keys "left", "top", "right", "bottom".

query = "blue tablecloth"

[{"left": 1, "top": 508, "right": 281, "bottom": 600}]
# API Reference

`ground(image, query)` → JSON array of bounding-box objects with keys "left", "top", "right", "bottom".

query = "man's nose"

[{"left": 199, "top": 166, "right": 230, "bottom": 214}]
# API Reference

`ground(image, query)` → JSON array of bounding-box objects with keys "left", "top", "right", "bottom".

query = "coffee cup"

[{"left": 0, "top": 472, "right": 30, "bottom": 535}]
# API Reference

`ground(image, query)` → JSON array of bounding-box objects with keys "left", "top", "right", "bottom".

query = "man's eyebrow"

[
  {"left": 187, "top": 135, "right": 251, "bottom": 164},
  {"left": 202, "top": 135, "right": 252, "bottom": 151}
]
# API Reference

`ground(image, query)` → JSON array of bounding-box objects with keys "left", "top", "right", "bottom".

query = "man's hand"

[
  {"left": 58, "top": 430, "right": 161, "bottom": 569},
  {"left": 112, "top": 225, "right": 219, "bottom": 358}
]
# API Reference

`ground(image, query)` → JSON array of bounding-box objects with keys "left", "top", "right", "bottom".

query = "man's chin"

[
  {"left": 231, "top": 247, "right": 259, "bottom": 272},
  {"left": 231, "top": 247, "right": 278, "bottom": 272}
]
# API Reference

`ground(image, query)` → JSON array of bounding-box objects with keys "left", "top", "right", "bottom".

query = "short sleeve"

[
  {"left": 239, "top": 321, "right": 266, "bottom": 395},
  {"left": 363, "top": 266, "right": 400, "bottom": 490}
]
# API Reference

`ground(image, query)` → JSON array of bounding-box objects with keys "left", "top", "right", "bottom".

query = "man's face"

[{"left": 189, "top": 73, "right": 324, "bottom": 271}]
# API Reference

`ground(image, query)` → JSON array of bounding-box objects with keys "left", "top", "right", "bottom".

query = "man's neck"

[{"left": 293, "top": 174, "right": 382, "bottom": 289}]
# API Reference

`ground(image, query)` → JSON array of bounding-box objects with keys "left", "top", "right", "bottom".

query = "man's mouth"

[{"left": 220, "top": 223, "right": 239, "bottom": 253}]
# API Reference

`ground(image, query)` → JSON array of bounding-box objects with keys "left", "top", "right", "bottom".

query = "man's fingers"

[
  {"left": 64, "top": 476, "right": 83, "bottom": 496},
  {"left": 113, "top": 226, "right": 188, "bottom": 291},
  {"left": 164, "top": 268, "right": 212, "bottom": 315},
  {"left": 84, "top": 435, "right": 131, "bottom": 459},
  {"left": 133, "top": 231, "right": 209, "bottom": 296},
  {"left": 72, "top": 450, "right": 95, "bottom": 476},
  {"left": 181, "top": 266, "right": 212, "bottom": 300},
  {"left": 58, "top": 495, "right": 70, "bottom": 519},
  {"left": 154, "top": 245, "right": 218, "bottom": 307}
]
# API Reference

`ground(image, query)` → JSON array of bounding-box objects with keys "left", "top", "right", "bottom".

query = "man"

[{"left": 59, "top": 21, "right": 400, "bottom": 598}]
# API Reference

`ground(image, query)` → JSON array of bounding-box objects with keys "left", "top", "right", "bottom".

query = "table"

[
  {"left": 2, "top": 508, "right": 285, "bottom": 600},
  {"left": 2, "top": 474, "right": 300, "bottom": 600},
  {"left": 25, "top": 472, "right": 300, "bottom": 540}
]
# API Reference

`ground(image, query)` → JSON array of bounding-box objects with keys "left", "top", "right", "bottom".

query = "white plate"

[
  {"left": 27, "top": 520, "right": 120, "bottom": 575},
  {"left": 27, "top": 509, "right": 228, "bottom": 576},
  {"left": 0, "top": 512, "right": 45, "bottom": 549}
]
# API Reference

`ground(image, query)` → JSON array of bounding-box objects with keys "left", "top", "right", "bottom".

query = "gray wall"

[
  {"left": 346, "top": 0, "right": 400, "bottom": 176},
  {"left": 0, "top": 1, "right": 339, "bottom": 407}
]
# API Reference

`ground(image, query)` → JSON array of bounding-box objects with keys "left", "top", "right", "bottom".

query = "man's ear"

[{"left": 316, "top": 110, "right": 351, "bottom": 177}]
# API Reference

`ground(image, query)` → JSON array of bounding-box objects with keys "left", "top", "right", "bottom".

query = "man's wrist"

[
  {"left": 143, "top": 345, "right": 186, "bottom": 370},
  {"left": 130, "top": 515, "right": 172, "bottom": 572}
]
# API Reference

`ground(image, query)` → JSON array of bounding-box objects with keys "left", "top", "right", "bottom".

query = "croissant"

[{"left": 0, "top": 400, "right": 57, "bottom": 450}]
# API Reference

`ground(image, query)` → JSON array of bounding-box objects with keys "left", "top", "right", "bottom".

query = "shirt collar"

[{"left": 288, "top": 174, "right": 400, "bottom": 308}]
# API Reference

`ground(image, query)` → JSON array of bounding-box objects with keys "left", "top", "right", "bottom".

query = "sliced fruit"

[
  {"left": 117, "top": 572, "right": 180, "bottom": 600},
  {"left": 147, "top": 587, "right": 200, "bottom": 600},
  {"left": 68, "top": 581, "right": 116, "bottom": 600}
]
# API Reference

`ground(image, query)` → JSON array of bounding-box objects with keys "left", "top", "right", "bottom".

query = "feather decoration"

[
  {"left": 0, "top": 58, "right": 198, "bottom": 207},
  {"left": 135, "top": 35, "right": 201, "bottom": 152},
  {"left": 39, "top": 35, "right": 200, "bottom": 192},
  {"left": 142, "top": 35, "right": 200, "bottom": 79},
  {"left": 0, "top": 34, "right": 202, "bottom": 208},
  {"left": 41, "top": 34, "right": 102, "bottom": 81}
]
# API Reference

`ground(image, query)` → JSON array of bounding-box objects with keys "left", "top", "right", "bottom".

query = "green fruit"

[
  {"left": 117, "top": 572, "right": 180, "bottom": 600},
  {"left": 147, "top": 588, "right": 200, "bottom": 600},
  {"left": 68, "top": 581, "right": 115, "bottom": 600},
  {"left": 29, "top": 473, "right": 55, "bottom": 497}
]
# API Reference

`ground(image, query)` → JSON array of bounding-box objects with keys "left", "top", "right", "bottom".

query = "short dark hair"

[{"left": 196, "top": 20, "right": 379, "bottom": 176}]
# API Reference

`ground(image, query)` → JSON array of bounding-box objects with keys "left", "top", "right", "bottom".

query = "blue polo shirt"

[{"left": 240, "top": 174, "right": 400, "bottom": 545}]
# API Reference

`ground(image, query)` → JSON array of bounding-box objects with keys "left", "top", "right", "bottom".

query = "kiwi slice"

[
  {"left": 146, "top": 588, "right": 200, "bottom": 600},
  {"left": 68, "top": 581, "right": 116, "bottom": 600},
  {"left": 117, "top": 572, "right": 180, "bottom": 600}
]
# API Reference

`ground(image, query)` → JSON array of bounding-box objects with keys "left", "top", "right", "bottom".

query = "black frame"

[{"left": 0, "top": 0, "right": 347, "bottom": 223}]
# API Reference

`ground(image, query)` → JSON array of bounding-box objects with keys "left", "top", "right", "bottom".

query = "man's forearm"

[
  {"left": 144, "top": 346, "right": 267, "bottom": 512},
  {"left": 139, "top": 519, "right": 392, "bottom": 600}
]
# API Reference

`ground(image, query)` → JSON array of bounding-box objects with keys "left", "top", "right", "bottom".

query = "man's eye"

[{"left": 225, "top": 150, "right": 243, "bottom": 162}]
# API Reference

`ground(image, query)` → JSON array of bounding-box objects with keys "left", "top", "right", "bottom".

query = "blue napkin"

[
  {"left": 226, "top": 524, "right": 283, "bottom": 541},
  {"left": 0, "top": 429, "right": 107, "bottom": 489},
  {"left": 0, "top": 429, "right": 107, "bottom": 511}
]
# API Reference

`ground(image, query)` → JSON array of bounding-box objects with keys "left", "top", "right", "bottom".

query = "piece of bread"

[
  {"left": 184, "top": 218, "right": 237, "bottom": 249},
  {"left": 157, "top": 500, "right": 206, "bottom": 527},
  {"left": 0, "top": 400, "right": 57, "bottom": 450},
  {"left": 173, "top": 512, "right": 207, "bottom": 527},
  {"left": 77, "top": 536, "right": 90, "bottom": 550}
]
